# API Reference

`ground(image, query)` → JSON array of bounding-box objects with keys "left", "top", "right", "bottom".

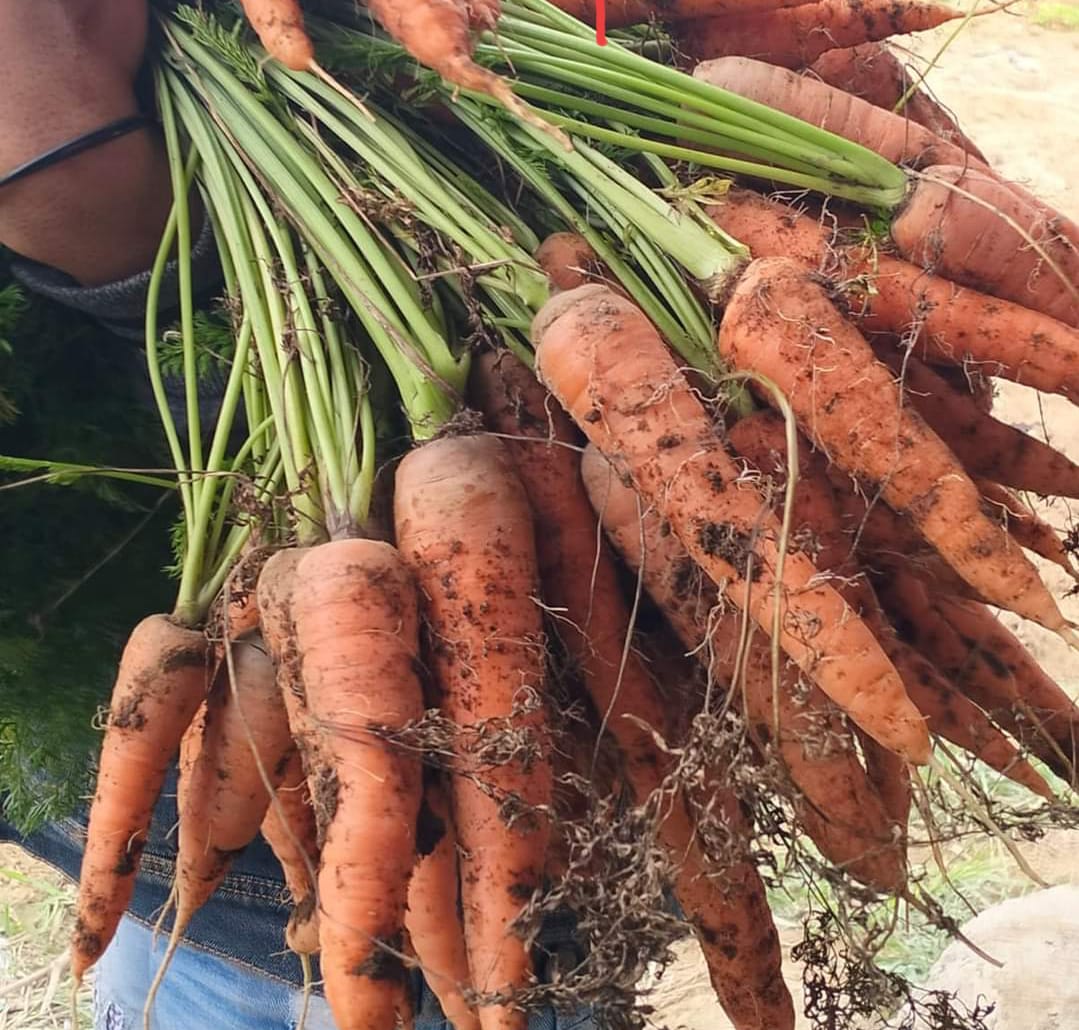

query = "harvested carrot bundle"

[
  {"left": 581, "top": 444, "right": 907, "bottom": 893},
  {"left": 892, "top": 165, "right": 1079, "bottom": 329},
  {"left": 726, "top": 409, "right": 1051, "bottom": 799},
  {"left": 719, "top": 256, "right": 1074, "bottom": 638},
  {"left": 809, "top": 43, "right": 986, "bottom": 160},
  {"left": 260, "top": 749, "right": 321, "bottom": 956},
  {"left": 678, "top": 0, "right": 960, "bottom": 70},
  {"left": 292, "top": 539, "right": 426, "bottom": 1030},
  {"left": 239, "top": 0, "right": 314, "bottom": 69},
  {"left": 395, "top": 434, "right": 552, "bottom": 1030},
  {"left": 870, "top": 342, "right": 1079, "bottom": 500},
  {"left": 533, "top": 284, "right": 928, "bottom": 764},
  {"left": 406, "top": 778, "right": 481, "bottom": 1030},
  {"left": 71, "top": 616, "right": 209, "bottom": 984},
  {"left": 708, "top": 188, "right": 1079, "bottom": 405}
]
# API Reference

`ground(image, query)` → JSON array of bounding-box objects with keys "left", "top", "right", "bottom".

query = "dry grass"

[{"left": 0, "top": 844, "right": 91, "bottom": 1030}]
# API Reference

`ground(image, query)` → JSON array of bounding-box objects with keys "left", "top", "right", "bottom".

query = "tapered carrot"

[
  {"left": 726, "top": 409, "right": 1051, "bottom": 798},
  {"left": 708, "top": 188, "right": 1079, "bottom": 405},
  {"left": 395, "top": 435, "right": 551, "bottom": 1030},
  {"left": 893, "top": 165, "right": 1079, "bottom": 330},
  {"left": 977, "top": 479, "right": 1079, "bottom": 581},
  {"left": 809, "top": 43, "right": 985, "bottom": 160},
  {"left": 175, "top": 633, "right": 293, "bottom": 928},
  {"left": 406, "top": 778, "right": 481, "bottom": 1030},
  {"left": 533, "top": 284, "right": 929, "bottom": 764},
  {"left": 718, "top": 256, "right": 1073, "bottom": 639},
  {"left": 870, "top": 341, "right": 1079, "bottom": 500},
  {"left": 71, "top": 616, "right": 209, "bottom": 984},
  {"left": 261, "top": 749, "right": 321, "bottom": 955},
  {"left": 291, "top": 539, "right": 426, "bottom": 1030},
  {"left": 879, "top": 571, "right": 1078, "bottom": 786},
  {"left": 679, "top": 0, "right": 960, "bottom": 70},
  {"left": 581, "top": 444, "right": 906, "bottom": 892},
  {"left": 239, "top": 0, "right": 315, "bottom": 69}
]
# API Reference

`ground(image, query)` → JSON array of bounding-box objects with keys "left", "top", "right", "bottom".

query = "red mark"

[{"left": 595, "top": 0, "right": 607, "bottom": 44}]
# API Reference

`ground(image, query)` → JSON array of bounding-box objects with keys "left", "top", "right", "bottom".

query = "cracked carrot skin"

[
  {"left": 532, "top": 284, "right": 928, "bottom": 763},
  {"left": 394, "top": 434, "right": 552, "bottom": 1030},
  {"left": 291, "top": 539, "right": 426, "bottom": 1030},
  {"left": 718, "top": 256, "right": 1070, "bottom": 637}
]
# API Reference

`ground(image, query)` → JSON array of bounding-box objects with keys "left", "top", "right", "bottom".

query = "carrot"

[
  {"left": 394, "top": 435, "right": 552, "bottom": 1030},
  {"left": 71, "top": 615, "right": 209, "bottom": 984},
  {"left": 679, "top": 0, "right": 960, "bottom": 70},
  {"left": 144, "top": 629, "right": 296, "bottom": 1020},
  {"left": 892, "top": 165, "right": 1079, "bottom": 330},
  {"left": 290, "top": 539, "right": 426, "bottom": 1030},
  {"left": 694, "top": 56, "right": 972, "bottom": 169},
  {"left": 239, "top": 0, "right": 315, "bottom": 70},
  {"left": 879, "top": 571, "right": 1079, "bottom": 786},
  {"left": 977, "top": 479, "right": 1079, "bottom": 581},
  {"left": 471, "top": 352, "right": 798, "bottom": 1026},
  {"left": 709, "top": 188, "right": 1079, "bottom": 405},
  {"left": 580, "top": 444, "right": 906, "bottom": 892},
  {"left": 727, "top": 409, "right": 1052, "bottom": 799},
  {"left": 718, "top": 256, "right": 1073, "bottom": 639},
  {"left": 533, "top": 284, "right": 929, "bottom": 763},
  {"left": 535, "top": 233, "right": 610, "bottom": 293},
  {"left": 260, "top": 749, "right": 321, "bottom": 956},
  {"left": 808, "top": 43, "right": 985, "bottom": 161},
  {"left": 859, "top": 730, "right": 911, "bottom": 838},
  {"left": 406, "top": 778, "right": 481, "bottom": 1030},
  {"left": 870, "top": 341, "right": 1079, "bottom": 500}
]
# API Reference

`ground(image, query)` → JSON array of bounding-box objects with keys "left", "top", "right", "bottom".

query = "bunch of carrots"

[{"left": 53, "top": 2, "right": 1079, "bottom": 1030}]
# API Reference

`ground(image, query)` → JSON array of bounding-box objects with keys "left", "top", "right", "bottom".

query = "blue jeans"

[{"left": 95, "top": 916, "right": 594, "bottom": 1030}]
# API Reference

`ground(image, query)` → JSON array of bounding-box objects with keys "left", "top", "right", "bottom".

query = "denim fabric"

[{"left": 94, "top": 917, "right": 594, "bottom": 1030}]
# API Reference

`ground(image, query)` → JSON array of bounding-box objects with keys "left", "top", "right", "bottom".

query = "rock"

[{"left": 910, "top": 885, "right": 1079, "bottom": 1029}]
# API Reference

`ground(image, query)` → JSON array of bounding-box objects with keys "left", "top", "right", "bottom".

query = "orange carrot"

[
  {"left": 533, "top": 284, "right": 929, "bottom": 763},
  {"left": 291, "top": 539, "right": 426, "bottom": 1030},
  {"left": 879, "top": 571, "right": 1078, "bottom": 786},
  {"left": 394, "top": 435, "right": 552, "bottom": 1030},
  {"left": 709, "top": 188, "right": 1079, "bottom": 405},
  {"left": 718, "top": 256, "right": 1072, "bottom": 639},
  {"left": 167, "top": 632, "right": 294, "bottom": 957},
  {"left": 581, "top": 444, "right": 906, "bottom": 892},
  {"left": 71, "top": 616, "right": 209, "bottom": 983},
  {"left": 535, "top": 233, "right": 610, "bottom": 293},
  {"left": 727, "top": 409, "right": 1051, "bottom": 799},
  {"left": 695, "top": 56, "right": 972, "bottom": 168},
  {"left": 471, "top": 352, "right": 798, "bottom": 1026},
  {"left": 679, "top": 0, "right": 960, "bottom": 70},
  {"left": 870, "top": 341, "right": 1079, "bottom": 500},
  {"left": 239, "top": 0, "right": 314, "bottom": 69},
  {"left": 809, "top": 43, "right": 985, "bottom": 161},
  {"left": 260, "top": 749, "right": 321, "bottom": 955},
  {"left": 893, "top": 165, "right": 1079, "bottom": 330},
  {"left": 977, "top": 480, "right": 1078, "bottom": 581},
  {"left": 406, "top": 778, "right": 481, "bottom": 1030}
]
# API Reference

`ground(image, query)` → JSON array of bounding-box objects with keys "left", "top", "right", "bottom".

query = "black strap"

[{"left": 0, "top": 115, "right": 154, "bottom": 190}]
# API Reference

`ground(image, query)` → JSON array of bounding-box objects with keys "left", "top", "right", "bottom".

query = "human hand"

[{"left": 0, "top": 1, "right": 174, "bottom": 285}]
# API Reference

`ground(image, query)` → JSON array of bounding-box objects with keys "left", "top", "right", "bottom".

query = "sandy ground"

[{"left": 4, "top": 7, "right": 1079, "bottom": 1030}]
